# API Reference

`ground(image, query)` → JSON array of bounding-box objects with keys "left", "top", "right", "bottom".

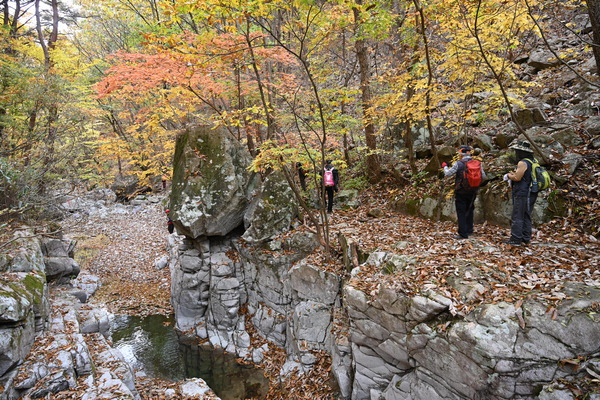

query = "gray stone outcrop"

[
  {"left": 170, "top": 231, "right": 323, "bottom": 361},
  {"left": 0, "top": 234, "right": 50, "bottom": 385},
  {"left": 169, "top": 126, "right": 260, "bottom": 238},
  {"left": 342, "top": 250, "right": 600, "bottom": 400},
  {"left": 41, "top": 239, "right": 80, "bottom": 282},
  {"left": 243, "top": 171, "right": 297, "bottom": 243}
]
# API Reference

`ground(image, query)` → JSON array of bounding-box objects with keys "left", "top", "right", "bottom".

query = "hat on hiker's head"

[
  {"left": 510, "top": 140, "right": 534, "bottom": 153},
  {"left": 459, "top": 145, "right": 471, "bottom": 154}
]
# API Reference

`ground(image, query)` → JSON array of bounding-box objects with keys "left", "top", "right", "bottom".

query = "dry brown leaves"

[
  {"left": 239, "top": 307, "right": 337, "bottom": 400},
  {"left": 63, "top": 203, "right": 172, "bottom": 317},
  {"left": 266, "top": 351, "right": 336, "bottom": 400},
  {"left": 313, "top": 186, "right": 600, "bottom": 316}
]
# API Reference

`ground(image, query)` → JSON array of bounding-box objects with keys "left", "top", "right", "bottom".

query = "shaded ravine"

[
  {"left": 110, "top": 314, "right": 269, "bottom": 400},
  {"left": 63, "top": 195, "right": 270, "bottom": 399}
]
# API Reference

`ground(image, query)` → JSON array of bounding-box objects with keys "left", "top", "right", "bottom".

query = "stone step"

[
  {"left": 81, "top": 333, "right": 140, "bottom": 400},
  {"left": 9, "top": 289, "right": 140, "bottom": 400}
]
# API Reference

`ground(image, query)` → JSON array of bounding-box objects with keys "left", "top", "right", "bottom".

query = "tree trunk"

[
  {"left": 2, "top": 0, "right": 8, "bottom": 27},
  {"left": 353, "top": 3, "right": 381, "bottom": 183},
  {"left": 404, "top": 120, "right": 417, "bottom": 174},
  {"left": 245, "top": 17, "right": 275, "bottom": 141},
  {"left": 587, "top": 0, "right": 600, "bottom": 73},
  {"left": 413, "top": 0, "right": 439, "bottom": 167},
  {"left": 36, "top": 0, "right": 60, "bottom": 177}
]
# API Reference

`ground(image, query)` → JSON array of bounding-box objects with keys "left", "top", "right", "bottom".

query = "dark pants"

[
  {"left": 455, "top": 191, "right": 477, "bottom": 238},
  {"left": 510, "top": 193, "right": 538, "bottom": 242},
  {"left": 325, "top": 186, "right": 335, "bottom": 212}
]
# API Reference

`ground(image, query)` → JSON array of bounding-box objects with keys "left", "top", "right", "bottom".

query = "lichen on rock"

[{"left": 169, "top": 125, "right": 259, "bottom": 238}]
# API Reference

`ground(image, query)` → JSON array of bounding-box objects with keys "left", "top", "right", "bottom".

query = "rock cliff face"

[
  {"left": 0, "top": 234, "right": 50, "bottom": 385},
  {"left": 343, "top": 260, "right": 600, "bottom": 399},
  {"left": 169, "top": 127, "right": 345, "bottom": 373},
  {"left": 169, "top": 126, "right": 600, "bottom": 399}
]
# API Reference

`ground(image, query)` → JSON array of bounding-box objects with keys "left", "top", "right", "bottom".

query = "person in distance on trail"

[
  {"left": 442, "top": 145, "right": 487, "bottom": 240},
  {"left": 296, "top": 162, "right": 307, "bottom": 191},
  {"left": 322, "top": 160, "right": 339, "bottom": 214},
  {"left": 165, "top": 209, "right": 175, "bottom": 234},
  {"left": 503, "top": 140, "right": 538, "bottom": 246}
]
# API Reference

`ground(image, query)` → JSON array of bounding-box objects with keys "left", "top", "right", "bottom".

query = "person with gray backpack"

[{"left": 503, "top": 140, "right": 549, "bottom": 245}]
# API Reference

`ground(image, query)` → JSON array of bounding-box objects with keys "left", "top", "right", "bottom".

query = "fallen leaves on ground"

[
  {"left": 315, "top": 185, "right": 599, "bottom": 317},
  {"left": 63, "top": 203, "right": 172, "bottom": 318}
]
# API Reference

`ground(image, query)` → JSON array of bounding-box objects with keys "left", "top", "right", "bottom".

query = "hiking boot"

[
  {"left": 522, "top": 240, "right": 530, "bottom": 245},
  {"left": 453, "top": 234, "right": 468, "bottom": 240},
  {"left": 503, "top": 239, "right": 521, "bottom": 246}
]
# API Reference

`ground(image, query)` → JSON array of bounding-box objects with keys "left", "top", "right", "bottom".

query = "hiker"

[
  {"left": 161, "top": 174, "right": 168, "bottom": 191},
  {"left": 165, "top": 209, "right": 174, "bottom": 234},
  {"left": 297, "top": 162, "right": 307, "bottom": 191},
  {"left": 323, "top": 160, "right": 339, "bottom": 213},
  {"left": 442, "top": 145, "right": 487, "bottom": 239},
  {"left": 503, "top": 140, "right": 538, "bottom": 246}
]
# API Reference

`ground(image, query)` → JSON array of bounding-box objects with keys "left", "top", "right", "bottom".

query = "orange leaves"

[{"left": 96, "top": 52, "right": 189, "bottom": 99}]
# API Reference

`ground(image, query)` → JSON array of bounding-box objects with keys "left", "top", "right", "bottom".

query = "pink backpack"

[{"left": 323, "top": 168, "right": 335, "bottom": 187}]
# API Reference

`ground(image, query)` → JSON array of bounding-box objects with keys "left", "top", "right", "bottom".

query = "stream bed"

[{"left": 109, "top": 314, "right": 269, "bottom": 400}]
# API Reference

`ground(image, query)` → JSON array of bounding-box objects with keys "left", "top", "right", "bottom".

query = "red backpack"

[{"left": 457, "top": 159, "right": 482, "bottom": 191}]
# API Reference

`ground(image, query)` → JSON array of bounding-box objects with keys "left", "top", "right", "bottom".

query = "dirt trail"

[{"left": 64, "top": 201, "right": 172, "bottom": 317}]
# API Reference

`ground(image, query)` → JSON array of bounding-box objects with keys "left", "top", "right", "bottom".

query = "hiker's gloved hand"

[
  {"left": 503, "top": 173, "right": 510, "bottom": 182},
  {"left": 441, "top": 162, "right": 447, "bottom": 168}
]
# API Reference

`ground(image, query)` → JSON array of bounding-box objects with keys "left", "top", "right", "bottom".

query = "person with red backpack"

[
  {"left": 323, "top": 160, "right": 339, "bottom": 213},
  {"left": 442, "top": 145, "right": 487, "bottom": 239},
  {"left": 165, "top": 209, "right": 175, "bottom": 234}
]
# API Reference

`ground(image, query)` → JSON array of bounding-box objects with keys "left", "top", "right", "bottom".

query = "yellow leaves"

[{"left": 368, "top": 0, "right": 537, "bottom": 130}]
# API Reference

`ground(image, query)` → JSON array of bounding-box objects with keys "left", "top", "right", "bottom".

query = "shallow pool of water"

[{"left": 110, "top": 314, "right": 269, "bottom": 400}]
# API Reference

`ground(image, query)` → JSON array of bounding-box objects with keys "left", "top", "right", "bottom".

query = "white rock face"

[
  {"left": 171, "top": 225, "right": 600, "bottom": 400},
  {"left": 345, "top": 278, "right": 600, "bottom": 400},
  {"left": 180, "top": 378, "right": 212, "bottom": 397}
]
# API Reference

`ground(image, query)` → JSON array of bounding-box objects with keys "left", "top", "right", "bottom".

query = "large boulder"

[
  {"left": 527, "top": 49, "right": 560, "bottom": 70},
  {"left": 169, "top": 126, "right": 259, "bottom": 238},
  {"left": 514, "top": 108, "right": 547, "bottom": 129},
  {"left": 243, "top": 171, "right": 297, "bottom": 243},
  {"left": 110, "top": 175, "right": 143, "bottom": 202},
  {"left": 41, "top": 239, "right": 80, "bottom": 283}
]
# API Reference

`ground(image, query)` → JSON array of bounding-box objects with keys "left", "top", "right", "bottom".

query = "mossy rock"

[
  {"left": 243, "top": 171, "right": 298, "bottom": 243},
  {"left": 169, "top": 126, "right": 259, "bottom": 238},
  {"left": 337, "top": 189, "right": 360, "bottom": 209},
  {"left": 0, "top": 271, "right": 45, "bottom": 323},
  {"left": 403, "top": 198, "right": 421, "bottom": 215}
]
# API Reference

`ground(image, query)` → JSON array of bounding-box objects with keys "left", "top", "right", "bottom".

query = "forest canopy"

[{"left": 0, "top": 0, "right": 598, "bottom": 223}]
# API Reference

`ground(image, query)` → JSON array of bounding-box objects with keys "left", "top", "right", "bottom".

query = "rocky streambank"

[
  {"left": 0, "top": 195, "right": 220, "bottom": 399},
  {"left": 165, "top": 125, "right": 600, "bottom": 400}
]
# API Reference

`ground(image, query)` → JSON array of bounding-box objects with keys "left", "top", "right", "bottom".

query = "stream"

[{"left": 109, "top": 314, "right": 269, "bottom": 400}]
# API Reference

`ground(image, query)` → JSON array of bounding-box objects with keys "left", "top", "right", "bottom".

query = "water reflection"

[
  {"left": 180, "top": 336, "right": 268, "bottom": 400},
  {"left": 110, "top": 315, "right": 269, "bottom": 400}
]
